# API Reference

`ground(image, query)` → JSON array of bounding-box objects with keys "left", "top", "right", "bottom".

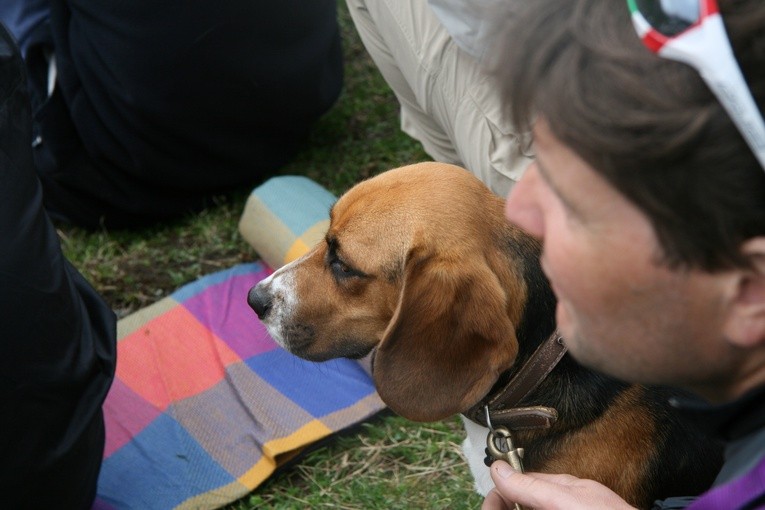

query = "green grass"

[
  {"left": 232, "top": 414, "right": 481, "bottom": 510},
  {"left": 59, "top": 1, "right": 482, "bottom": 507}
]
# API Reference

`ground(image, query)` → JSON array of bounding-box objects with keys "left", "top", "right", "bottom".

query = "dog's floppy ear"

[{"left": 373, "top": 249, "right": 520, "bottom": 422}]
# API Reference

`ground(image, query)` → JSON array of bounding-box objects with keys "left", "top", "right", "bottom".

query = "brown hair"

[{"left": 495, "top": 0, "right": 765, "bottom": 271}]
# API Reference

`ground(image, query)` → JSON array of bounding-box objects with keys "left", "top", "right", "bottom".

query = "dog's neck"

[{"left": 463, "top": 330, "right": 567, "bottom": 430}]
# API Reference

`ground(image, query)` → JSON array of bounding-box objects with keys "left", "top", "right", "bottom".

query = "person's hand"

[{"left": 482, "top": 461, "right": 638, "bottom": 510}]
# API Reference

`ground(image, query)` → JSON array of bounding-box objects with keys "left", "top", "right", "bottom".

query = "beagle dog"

[{"left": 248, "top": 162, "right": 722, "bottom": 508}]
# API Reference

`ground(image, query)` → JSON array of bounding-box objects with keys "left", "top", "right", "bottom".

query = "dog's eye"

[
  {"left": 331, "top": 259, "right": 352, "bottom": 275},
  {"left": 330, "top": 258, "right": 363, "bottom": 279}
]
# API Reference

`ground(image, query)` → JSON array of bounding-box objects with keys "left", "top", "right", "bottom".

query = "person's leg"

[
  {"left": 345, "top": 0, "right": 461, "bottom": 166},
  {"left": 345, "top": 0, "right": 530, "bottom": 196},
  {"left": 34, "top": 0, "right": 343, "bottom": 228},
  {"left": 0, "top": 22, "right": 116, "bottom": 508}
]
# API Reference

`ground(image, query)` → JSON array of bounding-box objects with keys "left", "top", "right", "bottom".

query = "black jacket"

[
  {"left": 0, "top": 22, "right": 117, "bottom": 509},
  {"left": 30, "top": 0, "right": 343, "bottom": 227}
]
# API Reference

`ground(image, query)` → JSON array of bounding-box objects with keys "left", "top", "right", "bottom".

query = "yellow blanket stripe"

[{"left": 237, "top": 420, "right": 333, "bottom": 489}]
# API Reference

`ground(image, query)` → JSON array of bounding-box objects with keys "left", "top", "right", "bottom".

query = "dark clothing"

[
  {"left": 0, "top": 22, "right": 117, "bottom": 509},
  {"left": 681, "top": 385, "right": 765, "bottom": 510},
  {"left": 27, "top": 0, "right": 343, "bottom": 228},
  {"left": 0, "top": 0, "right": 47, "bottom": 56},
  {"left": 673, "top": 384, "right": 765, "bottom": 444},
  {"left": 687, "top": 455, "right": 765, "bottom": 510},
  {"left": 654, "top": 385, "right": 765, "bottom": 509}
]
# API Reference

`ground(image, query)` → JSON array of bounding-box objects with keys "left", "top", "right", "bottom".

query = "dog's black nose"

[{"left": 247, "top": 284, "right": 272, "bottom": 320}]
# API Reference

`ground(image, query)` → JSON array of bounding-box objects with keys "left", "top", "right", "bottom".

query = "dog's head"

[{"left": 248, "top": 162, "right": 540, "bottom": 421}]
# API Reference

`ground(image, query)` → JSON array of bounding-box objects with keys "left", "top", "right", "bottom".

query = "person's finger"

[
  {"left": 515, "top": 471, "right": 581, "bottom": 485},
  {"left": 481, "top": 487, "right": 512, "bottom": 510},
  {"left": 488, "top": 461, "right": 637, "bottom": 510},
  {"left": 489, "top": 461, "right": 550, "bottom": 509}
]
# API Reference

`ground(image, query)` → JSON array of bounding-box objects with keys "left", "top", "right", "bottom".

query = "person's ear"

[{"left": 724, "top": 237, "right": 765, "bottom": 348}]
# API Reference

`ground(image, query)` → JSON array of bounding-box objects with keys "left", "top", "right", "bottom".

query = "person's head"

[{"left": 497, "top": 0, "right": 765, "bottom": 401}]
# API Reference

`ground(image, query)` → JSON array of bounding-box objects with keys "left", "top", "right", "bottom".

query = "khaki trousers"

[{"left": 346, "top": 0, "right": 531, "bottom": 197}]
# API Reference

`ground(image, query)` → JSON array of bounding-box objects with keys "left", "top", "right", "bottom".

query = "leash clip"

[
  {"left": 486, "top": 426, "right": 525, "bottom": 473},
  {"left": 484, "top": 405, "right": 526, "bottom": 472},
  {"left": 484, "top": 406, "right": 526, "bottom": 510}
]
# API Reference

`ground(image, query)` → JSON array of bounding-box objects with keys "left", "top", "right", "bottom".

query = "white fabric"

[{"left": 461, "top": 415, "right": 495, "bottom": 496}]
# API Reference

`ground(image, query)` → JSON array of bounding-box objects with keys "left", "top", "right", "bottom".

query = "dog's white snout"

[{"left": 247, "top": 262, "right": 300, "bottom": 348}]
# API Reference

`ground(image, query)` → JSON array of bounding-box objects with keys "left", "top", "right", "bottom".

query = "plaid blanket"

[{"left": 95, "top": 176, "right": 386, "bottom": 509}]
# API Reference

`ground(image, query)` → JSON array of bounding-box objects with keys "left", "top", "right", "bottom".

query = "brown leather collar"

[{"left": 465, "top": 330, "right": 567, "bottom": 430}]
